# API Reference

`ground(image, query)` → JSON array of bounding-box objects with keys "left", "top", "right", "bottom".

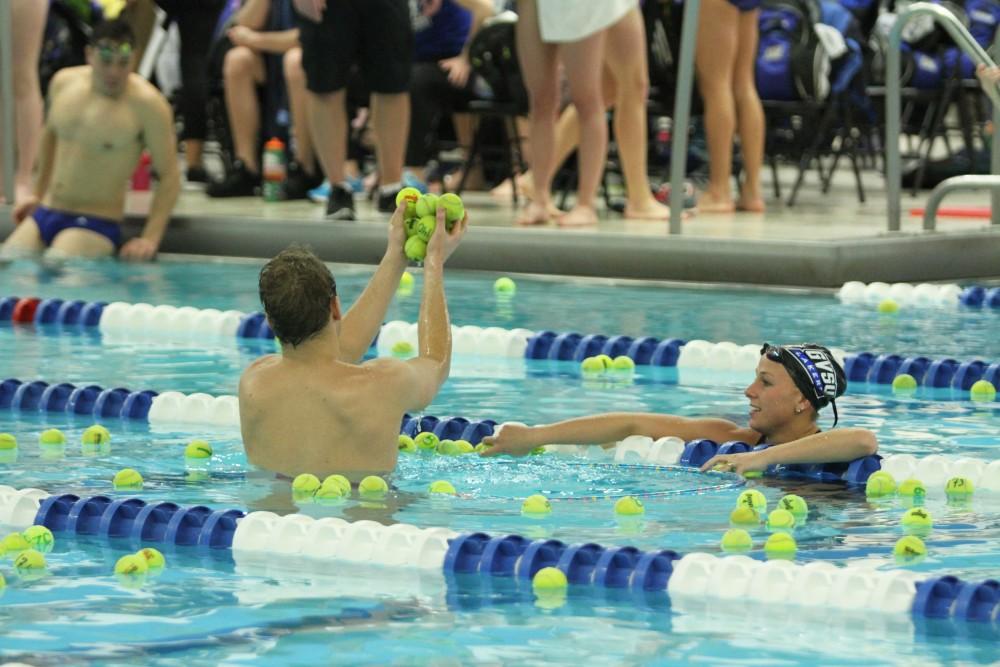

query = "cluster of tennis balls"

[
  {"left": 399, "top": 432, "right": 484, "bottom": 456},
  {"left": 114, "top": 547, "right": 166, "bottom": 581},
  {"left": 1, "top": 525, "right": 56, "bottom": 584},
  {"left": 291, "top": 472, "right": 389, "bottom": 502},
  {"left": 865, "top": 469, "right": 974, "bottom": 503},
  {"left": 580, "top": 354, "right": 635, "bottom": 375},
  {"left": 722, "top": 490, "right": 809, "bottom": 558},
  {"left": 395, "top": 188, "right": 465, "bottom": 263}
]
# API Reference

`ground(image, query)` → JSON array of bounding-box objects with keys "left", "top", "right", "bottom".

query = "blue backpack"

[{"left": 942, "top": 0, "right": 1000, "bottom": 77}]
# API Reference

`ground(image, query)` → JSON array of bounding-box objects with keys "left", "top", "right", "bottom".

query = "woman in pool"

[{"left": 480, "top": 343, "right": 878, "bottom": 474}]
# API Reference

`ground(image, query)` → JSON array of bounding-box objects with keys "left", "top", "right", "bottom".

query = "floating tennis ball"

[
  {"left": 137, "top": 547, "right": 165, "bottom": 570},
  {"left": 893, "top": 535, "right": 927, "bottom": 563},
  {"left": 901, "top": 507, "right": 933, "bottom": 534},
  {"left": 399, "top": 271, "right": 415, "bottom": 291},
  {"left": 395, "top": 186, "right": 421, "bottom": 217},
  {"left": 729, "top": 506, "right": 761, "bottom": 527},
  {"left": 737, "top": 489, "right": 767, "bottom": 513},
  {"left": 766, "top": 508, "right": 797, "bottom": 531},
  {"left": 877, "top": 298, "right": 899, "bottom": 314},
  {"left": 898, "top": 478, "right": 927, "bottom": 498},
  {"left": 436, "top": 439, "right": 461, "bottom": 456},
  {"left": 455, "top": 440, "right": 475, "bottom": 454},
  {"left": 720, "top": 528, "right": 753, "bottom": 553},
  {"left": 614, "top": 496, "right": 645, "bottom": 516},
  {"left": 522, "top": 494, "right": 552, "bottom": 515},
  {"left": 315, "top": 484, "right": 347, "bottom": 501},
  {"left": 0, "top": 433, "right": 16, "bottom": 450},
  {"left": 113, "top": 468, "right": 143, "bottom": 490},
  {"left": 530, "top": 446, "right": 546, "bottom": 455},
  {"left": 39, "top": 428, "right": 66, "bottom": 445},
  {"left": 892, "top": 373, "right": 918, "bottom": 394},
  {"left": 580, "top": 356, "right": 607, "bottom": 374},
  {"left": 778, "top": 494, "right": 809, "bottom": 517},
  {"left": 611, "top": 356, "right": 635, "bottom": 372},
  {"left": 414, "top": 432, "right": 439, "bottom": 451},
  {"left": 415, "top": 214, "right": 437, "bottom": 242},
  {"left": 14, "top": 549, "right": 46, "bottom": 571},
  {"left": 970, "top": 380, "right": 997, "bottom": 402},
  {"left": 865, "top": 471, "right": 897, "bottom": 497},
  {"left": 2, "top": 532, "right": 31, "bottom": 554},
  {"left": 184, "top": 439, "right": 213, "bottom": 459},
  {"left": 404, "top": 236, "right": 427, "bottom": 263},
  {"left": 429, "top": 480, "right": 457, "bottom": 495},
  {"left": 359, "top": 475, "right": 389, "bottom": 498},
  {"left": 474, "top": 443, "right": 490, "bottom": 453},
  {"left": 945, "top": 476, "right": 974, "bottom": 497},
  {"left": 414, "top": 193, "right": 438, "bottom": 219},
  {"left": 398, "top": 435, "right": 416, "bottom": 453},
  {"left": 321, "top": 474, "right": 351, "bottom": 496},
  {"left": 81, "top": 424, "right": 111, "bottom": 445},
  {"left": 764, "top": 533, "right": 797, "bottom": 557},
  {"left": 22, "top": 526, "right": 53, "bottom": 553},
  {"left": 493, "top": 277, "right": 516, "bottom": 295},
  {"left": 439, "top": 193, "right": 465, "bottom": 228},
  {"left": 291, "top": 473, "right": 321, "bottom": 495},
  {"left": 391, "top": 341, "right": 415, "bottom": 358},
  {"left": 114, "top": 553, "right": 148, "bottom": 575},
  {"left": 532, "top": 566, "right": 568, "bottom": 591}
]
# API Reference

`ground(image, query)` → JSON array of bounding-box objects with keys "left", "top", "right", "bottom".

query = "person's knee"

[
  {"left": 12, "top": 63, "right": 40, "bottom": 98},
  {"left": 223, "top": 46, "right": 257, "bottom": 80},
  {"left": 283, "top": 48, "right": 304, "bottom": 83}
]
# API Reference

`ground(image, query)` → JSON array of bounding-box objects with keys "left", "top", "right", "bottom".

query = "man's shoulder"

[{"left": 127, "top": 76, "right": 171, "bottom": 112}]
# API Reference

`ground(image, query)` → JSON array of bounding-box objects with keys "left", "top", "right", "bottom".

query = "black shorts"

[{"left": 298, "top": 0, "right": 413, "bottom": 95}]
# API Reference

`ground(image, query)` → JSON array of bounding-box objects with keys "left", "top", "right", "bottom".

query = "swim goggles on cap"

[
  {"left": 95, "top": 41, "right": 133, "bottom": 66},
  {"left": 761, "top": 343, "right": 846, "bottom": 426}
]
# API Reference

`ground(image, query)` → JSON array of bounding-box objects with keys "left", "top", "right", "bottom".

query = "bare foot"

[
  {"left": 736, "top": 197, "right": 766, "bottom": 213},
  {"left": 517, "top": 201, "right": 555, "bottom": 226},
  {"left": 624, "top": 199, "right": 694, "bottom": 221},
  {"left": 556, "top": 205, "right": 599, "bottom": 227},
  {"left": 697, "top": 192, "right": 735, "bottom": 214},
  {"left": 491, "top": 173, "right": 534, "bottom": 201}
]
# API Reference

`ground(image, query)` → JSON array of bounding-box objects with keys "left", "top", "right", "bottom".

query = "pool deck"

[{"left": 4, "top": 166, "right": 1000, "bottom": 287}]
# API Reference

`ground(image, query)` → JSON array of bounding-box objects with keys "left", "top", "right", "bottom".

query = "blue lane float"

[{"left": 0, "top": 377, "right": 158, "bottom": 420}]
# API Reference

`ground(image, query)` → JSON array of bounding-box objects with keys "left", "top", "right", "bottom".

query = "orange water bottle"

[{"left": 262, "top": 137, "right": 286, "bottom": 201}]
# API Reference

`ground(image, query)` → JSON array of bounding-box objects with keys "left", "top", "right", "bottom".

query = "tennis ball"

[
  {"left": 614, "top": 496, "right": 645, "bottom": 516},
  {"left": 414, "top": 432, "right": 439, "bottom": 451},
  {"left": 898, "top": 478, "right": 927, "bottom": 498},
  {"left": 14, "top": 549, "right": 46, "bottom": 571},
  {"left": 414, "top": 193, "right": 438, "bottom": 219},
  {"left": 113, "top": 468, "right": 143, "bottom": 490},
  {"left": 391, "top": 340, "right": 415, "bottom": 358},
  {"left": 893, "top": 535, "right": 927, "bottom": 563},
  {"left": 2, "top": 532, "right": 31, "bottom": 554},
  {"left": 892, "top": 374, "right": 918, "bottom": 394},
  {"left": 404, "top": 216, "right": 420, "bottom": 238},
  {"left": 399, "top": 271, "right": 415, "bottom": 291},
  {"left": 742, "top": 471, "right": 763, "bottom": 479},
  {"left": 0, "top": 433, "right": 16, "bottom": 450},
  {"left": 522, "top": 494, "right": 551, "bottom": 515},
  {"left": 22, "top": 526, "right": 54, "bottom": 553},
  {"left": 359, "top": 475, "right": 389, "bottom": 498},
  {"left": 737, "top": 489, "right": 767, "bottom": 513},
  {"left": 398, "top": 435, "right": 416, "bottom": 453},
  {"left": 530, "top": 446, "right": 546, "bottom": 455},
  {"left": 315, "top": 484, "right": 347, "bottom": 501},
  {"left": 322, "top": 474, "right": 351, "bottom": 495},
  {"left": 764, "top": 533, "right": 797, "bottom": 557},
  {"left": 611, "top": 356, "right": 635, "bottom": 372},
  {"left": 137, "top": 547, "right": 165, "bottom": 569},
  {"left": 970, "top": 380, "right": 997, "bottom": 402},
  {"left": 865, "top": 471, "right": 897, "bottom": 497},
  {"left": 184, "top": 439, "right": 213, "bottom": 459},
  {"left": 729, "top": 506, "right": 761, "bottom": 527},
  {"left": 901, "top": 507, "right": 933, "bottom": 534},
  {"left": 114, "top": 553, "right": 148, "bottom": 575},
  {"left": 429, "top": 480, "right": 457, "bottom": 495},
  {"left": 415, "top": 214, "right": 437, "bottom": 242},
  {"left": 945, "top": 476, "right": 974, "bottom": 497},
  {"left": 404, "top": 236, "right": 427, "bottom": 263},
  {"left": 81, "top": 424, "right": 111, "bottom": 445},
  {"left": 778, "top": 494, "right": 809, "bottom": 516},
  {"left": 0, "top": 572, "right": 4, "bottom": 588},
  {"left": 877, "top": 298, "right": 899, "bottom": 314},
  {"left": 580, "top": 356, "right": 606, "bottom": 374},
  {"left": 39, "top": 428, "right": 66, "bottom": 445},
  {"left": 766, "top": 508, "right": 797, "bottom": 531},
  {"left": 436, "top": 439, "right": 461, "bottom": 456},
  {"left": 532, "top": 566, "right": 568, "bottom": 591},
  {"left": 395, "top": 186, "right": 421, "bottom": 217},
  {"left": 721, "top": 528, "right": 753, "bottom": 552},
  {"left": 439, "top": 193, "right": 465, "bottom": 228},
  {"left": 455, "top": 440, "right": 475, "bottom": 454},
  {"left": 292, "top": 473, "right": 321, "bottom": 494},
  {"left": 494, "top": 277, "right": 517, "bottom": 295}
]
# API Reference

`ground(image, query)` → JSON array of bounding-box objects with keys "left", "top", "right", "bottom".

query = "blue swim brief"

[
  {"left": 32, "top": 205, "right": 123, "bottom": 249},
  {"left": 727, "top": 0, "right": 762, "bottom": 10}
]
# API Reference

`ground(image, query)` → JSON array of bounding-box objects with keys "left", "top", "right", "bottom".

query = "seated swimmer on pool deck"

[
  {"left": 238, "top": 204, "right": 467, "bottom": 481},
  {"left": 481, "top": 343, "right": 878, "bottom": 475},
  {"left": 1, "top": 19, "right": 181, "bottom": 262}
]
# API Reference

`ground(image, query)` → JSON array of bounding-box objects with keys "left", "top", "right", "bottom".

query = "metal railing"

[
  {"left": 886, "top": 2, "right": 1000, "bottom": 232},
  {"left": 668, "top": 0, "right": 700, "bottom": 234}
]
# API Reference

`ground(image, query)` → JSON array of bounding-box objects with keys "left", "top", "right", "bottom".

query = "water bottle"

[
  {"left": 262, "top": 137, "right": 286, "bottom": 202},
  {"left": 131, "top": 152, "right": 152, "bottom": 191},
  {"left": 654, "top": 116, "right": 672, "bottom": 161}
]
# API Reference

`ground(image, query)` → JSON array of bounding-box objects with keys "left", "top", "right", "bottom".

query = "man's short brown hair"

[{"left": 258, "top": 245, "right": 337, "bottom": 346}]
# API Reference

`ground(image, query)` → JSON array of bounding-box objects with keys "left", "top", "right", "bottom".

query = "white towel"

[{"left": 537, "top": 0, "right": 638, "bottom": 43}]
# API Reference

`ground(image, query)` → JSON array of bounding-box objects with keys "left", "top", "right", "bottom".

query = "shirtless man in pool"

[{"left": 2, "top": 19, "right": 180, "bottom": 262}]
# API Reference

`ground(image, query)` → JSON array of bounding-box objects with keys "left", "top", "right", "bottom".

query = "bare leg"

[
  {"left": 308, "top": 89, "right": 349, "bottom": 184},
  {"left": 516, "top": 0, "right": 561, "bottom": 225},
  {"left": 695, "top": 0, "right": 740, "bottom": 213},
  {"left": 1, "top": 218, "right": 45, "bottom": 257},
  {"left": 371, "top": 92, "right": 409, "bottom": 186},
  {"left": 185, "top": 139, "right": 204, "bottom": 170},
  {"left": 49, "top": 228, "right": 115, "bottom": 259},
  {"left": 557, "top": 29, "right": 608, "bottom": 227},
  {"left": 223, "top": 46, "right": 266, "bottom": 172},
  {"left": 734, "top": 9, "right": 765, "bottom": 213},
  {"left": 284, "top": 47, "right": 317, "bottom": 173}
]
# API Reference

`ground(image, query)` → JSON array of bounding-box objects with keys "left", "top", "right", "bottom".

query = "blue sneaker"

[
  {"left": 308, "top": 180, "right": 330, "bottom": 203},
  {"left": 402, "top": 171, "right": 428, "bottom": 194}
]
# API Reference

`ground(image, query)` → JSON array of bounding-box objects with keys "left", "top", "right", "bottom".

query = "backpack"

[
  {"left": 467, "top": 13, "right": 529, "bottom": 112},
  {"left": 942, "top": 0, "right": 1000, "bottom": 77}
]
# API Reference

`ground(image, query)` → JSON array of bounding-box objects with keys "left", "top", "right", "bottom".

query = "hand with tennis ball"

[
  {"left": 387, "top": 201, "right": 409, "bottom": 264},
  {"left": 423, "top": 205, "right": 467, "bottom": 269}
]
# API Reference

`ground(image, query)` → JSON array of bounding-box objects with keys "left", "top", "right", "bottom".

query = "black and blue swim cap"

[{"left": 761, "top": 343, "right": 847, "bottom": 426}]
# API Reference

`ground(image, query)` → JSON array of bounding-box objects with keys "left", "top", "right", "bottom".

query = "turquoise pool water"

[{"left": 1, "top": 257, "right": 999, "bottom": 665}]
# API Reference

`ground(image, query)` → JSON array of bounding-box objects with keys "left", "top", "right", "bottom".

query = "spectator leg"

[
  {"left": 284, "top": 47, "right": 318, "bottom": 176},
  {"left": 733, "top": 8, "right": 764, "bottom": 212},
  {"left": 222, "top": 46, "right": 266, "bottom": 173},
  {"left": 308, "top": 89, "right": 349, "bottom": 184},
  {"left": 371, "top": 91, "right": 409, "bottom": 186}
]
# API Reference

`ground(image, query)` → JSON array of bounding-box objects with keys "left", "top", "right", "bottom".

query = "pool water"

[{"left": 1, "top": 257, "right": 999, "bottom": 666}]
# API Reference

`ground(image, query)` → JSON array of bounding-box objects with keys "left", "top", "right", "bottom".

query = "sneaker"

[
  {"left": 308, "top": 180, "right": 331, "bottom": 203},
  {"left": 186, "top": 166, "right": 208, "bottom": 183},
  {"left": 376, "top": 186, "right": 402, "bottom": 214},
  {"left": 402, "top": 170, "right": 429, "bottom": 194},
  {"left": 284, "top": 161, "right": 324, "bottom": 201},
  {"left": 206, "top": 160, "right": 260, "bottom": 198},
  {"left": 326, "top": 183, "right": 356, "bottom": 220}
]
